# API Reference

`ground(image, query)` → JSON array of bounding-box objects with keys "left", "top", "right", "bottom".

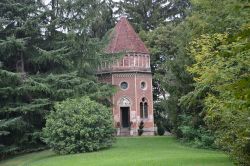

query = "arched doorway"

[{"left": 119, "top": 97, "right": 131, "bottom": 128}]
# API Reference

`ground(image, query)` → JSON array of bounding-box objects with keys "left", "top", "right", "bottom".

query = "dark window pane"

[
  {"left": 120, "top": 82, "right": 128, "bottom": 89},
  {"left": 141, "top": 82, "right": 146, "bottom": 89},
  {"left": 142, "top": 97, "right": 146, "bottom": 102},
  {"left": 140, "top": 102, "right": 143, "bottom": 118},
  {"left": 144, "top": 103, "right": 148, "bottom": 118}
]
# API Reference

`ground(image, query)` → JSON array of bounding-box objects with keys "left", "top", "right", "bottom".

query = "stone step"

[
  {"left": 118, "top": 128, "right": 130, "bottom": 136},
  {"left": 120, "top": 128, "right": 129, "bottom": 132}
]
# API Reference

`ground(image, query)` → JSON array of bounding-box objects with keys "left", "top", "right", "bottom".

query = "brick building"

[{"left": 97, "top": 17, "right": 154, "bottom": 136}]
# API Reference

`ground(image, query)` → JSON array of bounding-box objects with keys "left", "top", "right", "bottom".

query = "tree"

[
  {"left": 0, "top": 0, "right": 48, "bottom": 158},
  {"left": 178, "top": 0, "right": 250, "bottom": 164},
  {"left": 140, "top": 23, "right": 194, "bottom": 135},
  {"left": 140, "top": 1, "right": 249, "bottom": 158},
  {"left": 89, "top": 0, "right": 116, "bottom": 39},
  {"left": 117, "top": 0, "right": 190, "bottom": 31},
  {"left": 0, "top": 0, "right": 115, "bottom": 158},
  {"left": 185, "top": 25, "right": 250, "bottom": 165}
]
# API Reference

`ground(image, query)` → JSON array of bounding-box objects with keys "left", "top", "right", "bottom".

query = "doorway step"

[{"left": 120, "top": 128, "right": 130, "bottom": 136}]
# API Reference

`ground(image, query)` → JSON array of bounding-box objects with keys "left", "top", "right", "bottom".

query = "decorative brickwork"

[{"left": 97, "top": 17, "right": 154, "bottom": 136}]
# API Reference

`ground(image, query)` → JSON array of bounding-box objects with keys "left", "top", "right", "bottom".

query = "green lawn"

[{"left": 0, "top": 136, "right": 233, "bottom": 166}]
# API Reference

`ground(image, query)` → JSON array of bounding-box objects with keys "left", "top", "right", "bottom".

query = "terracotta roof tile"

[{"left": 106, "top": 17, "right": 149, "bottom": 54}]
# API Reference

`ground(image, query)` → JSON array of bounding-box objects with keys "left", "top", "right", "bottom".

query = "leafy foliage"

[
  {"left": 140, "top": 22, "right": 194, "bottom": 135},
  {"left": 157, "top": 123, "right": 165, "bottom": 136},
  {"left": 43, "top": 97, "right": 115, "bottom": 154},
  {"left": 186, "top": 25, "right": 250, "bottom": 164},
  {"left": 178, "top": 0, "right": 250, "bottom": 164},
  {"left": 138, "top": 0, "right": 249, "bottom": 164}
]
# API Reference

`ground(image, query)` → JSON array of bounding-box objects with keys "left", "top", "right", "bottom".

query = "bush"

[
  {"left": 138, "top": 121, "right": 144, "bottom": 136},
  {"left": 178, "top": 125, "right": 198, "bottom": 141},
  {"left": 157, "top": 124, "right": 165, "bottom": 136},
  {"left": 43, "top": 97, "right": 115, "bottom": 154}
]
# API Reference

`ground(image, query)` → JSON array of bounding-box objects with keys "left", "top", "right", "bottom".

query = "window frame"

[
  {"left": 140, "top": 98, "right": 148, "bottom": 119},
  {"left": 140, "top": 81, "right": 147, "bottom": 90},
  {"left": 120, "top": 81, "right": 128, "bottom": 90}
]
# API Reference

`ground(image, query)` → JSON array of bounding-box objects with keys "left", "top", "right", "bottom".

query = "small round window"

[
  {"left": 141, "top": 81, "right": 146, "bottom": 90},
  {"left": 120, "top": 82, "right": 128, "bottom": 90}
]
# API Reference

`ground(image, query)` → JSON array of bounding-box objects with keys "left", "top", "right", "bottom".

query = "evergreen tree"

[
  {"left": 0, "top": 0, "right": 115, "bottom": 158},
  {"left": 117, "top": 0, "right": 190, "bottom": 31},
  {"left": 89, "top": 0, "right": 116, "bottom": 39}
]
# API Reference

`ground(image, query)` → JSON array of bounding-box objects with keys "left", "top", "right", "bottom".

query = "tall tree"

[
  {"left": 0, "top": 0, "right": 115, "bottom": 159},
  {"left": 117, "top": 0, "right": 190, "bottom": 31},
  {"left": 178, "top": 0, "right": 250, "bottom": 164},
  {"left": 140, "top": 21, "right": 194, "bottom": 134},
  {"left": 183, "top": 24, "right": 250, "bottom": 165}
]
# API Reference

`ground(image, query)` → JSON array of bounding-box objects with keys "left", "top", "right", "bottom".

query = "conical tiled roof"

[{"left": 106, "top": 17, "right": 149, "bottom": 54}]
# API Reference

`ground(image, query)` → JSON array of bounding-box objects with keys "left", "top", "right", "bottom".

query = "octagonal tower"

[{"left": 97, "top": 17, "right": 154, "bottom": 136}]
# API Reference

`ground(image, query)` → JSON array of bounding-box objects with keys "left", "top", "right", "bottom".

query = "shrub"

[
  {"left": 178, "top": 125, "right": 198, "bottom": 141},
  {"left": 116, "top": 122, "right": 121, "bottom": 128},
  {"left": 157, "top": 123, "right": 165, "bottom": 136},
  {"left": 138, "top": 121, "right": 144, "bottom": 136},
  {"left": 43, "top": 97, "right": 115, "bottom": 154}
]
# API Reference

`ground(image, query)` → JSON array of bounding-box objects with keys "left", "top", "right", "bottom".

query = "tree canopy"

[
  {"left": 0, "top": 0, "right": 115, "bottom": 159},
  {"left": 136, "top": 0, "right": 250, "bottom": 164}
]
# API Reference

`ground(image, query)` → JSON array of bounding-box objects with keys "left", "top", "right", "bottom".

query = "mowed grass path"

[{"left": 0, "top": 136, "right": 233, "bottom": 166}]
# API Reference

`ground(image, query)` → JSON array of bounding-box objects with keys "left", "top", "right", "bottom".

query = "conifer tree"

[
  {"left": 0, "top": 0, "right": 115, "bottom": 158},
  {"left": 117, "top": 0, "right": 190, "bottom": 31}
]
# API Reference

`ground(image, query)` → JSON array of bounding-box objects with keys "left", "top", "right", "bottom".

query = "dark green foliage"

[
  {"left": 117, "top": 0, "right": 190, "bottom": 31},
  {"left": 140, "top": 23, "right": 194, "bottom": 136},
  {"left": 43, "top": 97, "right": 115, "bottom": 154},
  {"left": 157, "top": 123, "right": 165, "bottom": 136},
  {"left": 154, "top": 102, "right": 173, "bottom": 133},
  {"left": 89, "top": 1, "right": 116, "bottom": 39},
  {"left": 138, "top": 121, "right": 144, "bottom": 136},
  {"left": 0, "top": 0, "right": 48, "bottom": 157},
  {"left": 0, "top": 0, "right": 115, "bottom": 158},
  {"left": 178, "top": 114, "right": 215, "bottom": 149}
]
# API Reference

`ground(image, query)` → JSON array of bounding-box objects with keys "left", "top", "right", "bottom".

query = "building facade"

[{"left": 97, "top": 17, "right": 154, "bottom": 136}]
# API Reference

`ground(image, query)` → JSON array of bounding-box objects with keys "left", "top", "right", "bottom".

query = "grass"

[{"left": 0, "top": 136, "right": 233, "bottom": 166}]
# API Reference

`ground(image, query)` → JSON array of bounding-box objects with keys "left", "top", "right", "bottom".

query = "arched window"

[
  {"left": 140, "top": 81, "right": 146, "bottom": 90},
  {"left": 140, "top": 98, "right": 148, "bottom": 119}
]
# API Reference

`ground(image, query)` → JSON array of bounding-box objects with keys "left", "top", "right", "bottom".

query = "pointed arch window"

[{"left": 140, "top": 97, "right": 148, "bottom": 119}]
